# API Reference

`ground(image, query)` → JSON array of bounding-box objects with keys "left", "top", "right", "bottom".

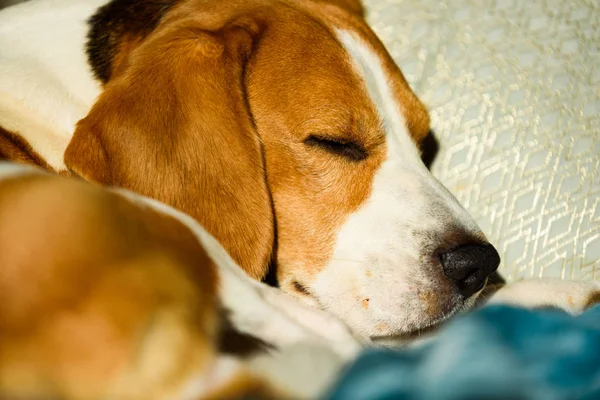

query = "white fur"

[
  {"left": 0, "top": 0, "right": 105, "bottom": 170},
  {"left": 176, "top": 356, "right": 245, "bottom": 400},
  {"left": 486, "top": 278, "right": 600, "bottom": 314},
  {"left": 312, "top": 30, "right": 485, "bottom": 339}
]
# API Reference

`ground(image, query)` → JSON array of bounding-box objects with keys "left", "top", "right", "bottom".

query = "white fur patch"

[
  {"left": 486, "top": 278, "right": 600, "bottom": 314},
  {"left": 0, "top": 0, "right": 105, "bottom": 170},
  {"left": 177, "top": 356, "right": 245, "bottom": 400},
  {"left": 311, "top": 30, "right": 484, "bottom": 339}
]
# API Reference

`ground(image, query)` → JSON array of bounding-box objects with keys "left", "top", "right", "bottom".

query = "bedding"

[
  {"left": 327, "top": 305, "right": 600, "bottom": 400},
  {"left": 365, "top": 0, "right": 600, "bottom": 282}
]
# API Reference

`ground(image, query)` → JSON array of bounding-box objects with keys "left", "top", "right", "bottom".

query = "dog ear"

[{"left": 65, "top": 21, "right": 273, "bottom": 280}]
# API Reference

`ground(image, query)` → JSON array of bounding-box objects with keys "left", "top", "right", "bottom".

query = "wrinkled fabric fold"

[{"left": 327, "top": 305, "right": 600, "bottom": 400}]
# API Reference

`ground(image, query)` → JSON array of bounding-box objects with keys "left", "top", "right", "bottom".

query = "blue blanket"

[{"left": 327, "top": 305, "right": 600, "bottom": 400}]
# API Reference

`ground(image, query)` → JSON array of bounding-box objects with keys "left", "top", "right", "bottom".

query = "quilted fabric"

[
  {"left": 326, "top": 305, "right": 600, "bottom": 400},
  {"left": 364, "top": 0, "right": 600, "bottom": 281}
]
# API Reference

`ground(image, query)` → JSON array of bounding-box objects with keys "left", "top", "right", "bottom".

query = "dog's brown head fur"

[
  {"left": 66, "top": 0, "right": 428, "bottom": 279},
  {"left": 66, "top": 10, "right": 275, "bottom": 279},
  {"left": 65, "top": 0, "right": 497, "bottom": 340}
]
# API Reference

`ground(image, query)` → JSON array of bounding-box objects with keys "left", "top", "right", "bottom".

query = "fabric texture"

[
  {"left": 327, "top": 305, "right": 600, "bottom": 400},
  {"left": 364, "top": 0, "right": 600, "bottom": 281}
]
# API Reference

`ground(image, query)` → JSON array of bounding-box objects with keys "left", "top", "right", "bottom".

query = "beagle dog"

[
  {"left": 0, "top": 0, "right": 598, "bottom": 346},
  {"left": 0, "top": 161, "right": 360, "bottom": 400}
]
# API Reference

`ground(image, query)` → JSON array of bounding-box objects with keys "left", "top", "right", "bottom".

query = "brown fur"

[
  {"left": 296, "top": 1, "right": 431, "bottom": 143},
  {"left": 0, "top": 126, "right": 54, "bottom": 172},
  {"left": 66, "top": 18, "right": 275, "bottom": 280},
  {"left": 0, "top": 171, "right": 276, "bottom": 399},
  {"left": 86, "top": 0, "right": 180, "bottom": 82},
  {"left": 65, "top": 0, "right": 430, "bottom": 295},
  {"left": 584, "top": 291, "right": 600, "bottom": 309}
]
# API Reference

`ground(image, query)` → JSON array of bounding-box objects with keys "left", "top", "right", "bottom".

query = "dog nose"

[{"left": 440, "top": 244, "right": 500, "bottom": 298}]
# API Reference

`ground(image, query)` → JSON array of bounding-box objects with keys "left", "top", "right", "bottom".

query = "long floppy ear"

[{"left": 64, "top": 20, "right": 273, "bottom": 280}]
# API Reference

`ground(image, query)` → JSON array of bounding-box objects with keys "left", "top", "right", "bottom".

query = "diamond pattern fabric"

[{"left": 365, "top": 0, "right": 599, "bottom": 281}]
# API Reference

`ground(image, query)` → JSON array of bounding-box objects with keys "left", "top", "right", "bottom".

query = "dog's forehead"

[
  {"left": 247, "top": 16, "right": 375, "bottom": 144},
  {"left": 331, "top": 23, "right": 431, "bottom": 146},
  {"left": 250, "top": 4, "right": 430, "bottom": 145}
]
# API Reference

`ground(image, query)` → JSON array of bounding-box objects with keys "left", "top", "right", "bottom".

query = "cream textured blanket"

[{"left": 365, "top": 0, "right": 599, "bottom": 281}]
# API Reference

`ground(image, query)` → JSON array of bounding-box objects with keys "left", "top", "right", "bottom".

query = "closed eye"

[{"left": 304, "top": 135, "right": 368, "bottom": 162}]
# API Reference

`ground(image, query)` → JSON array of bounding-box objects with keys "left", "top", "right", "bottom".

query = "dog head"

[{"left": 65, "top": 0, "right": 500, "bottom": 342}]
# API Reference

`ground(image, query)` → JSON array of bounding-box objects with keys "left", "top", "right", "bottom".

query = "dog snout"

[{"left": 440, "top": 243, "right": 500, "bottom": 298}]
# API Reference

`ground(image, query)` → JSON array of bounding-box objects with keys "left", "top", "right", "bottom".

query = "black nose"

[{"left": 440, "top": 244, "right": 500, "bottom": 298}]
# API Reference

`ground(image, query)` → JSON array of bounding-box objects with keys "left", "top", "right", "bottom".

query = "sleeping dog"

[{"left": 0, "top": 0, "right": 598, "bottom": 350}]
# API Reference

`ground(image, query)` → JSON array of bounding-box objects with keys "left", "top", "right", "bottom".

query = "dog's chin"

[
  {"left": 284, "top": 276, "right": 486, "bottom": 348},
  {"left": 368, "top": 292, "right": 482, "bottom": 348},
  {"left": 368, "top": 317, "right": 451, "bottom": 349}
]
